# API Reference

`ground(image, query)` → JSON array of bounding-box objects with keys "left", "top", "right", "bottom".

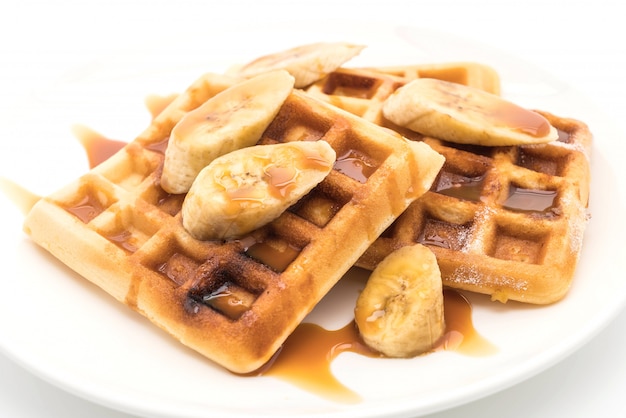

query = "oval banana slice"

[
  {"left": 382, "top": 78, "right": 558, "bottom": 146},
  {"left": 234, "top": 42, "right": 365, "bottom": 88},
  {"left": 161, "top": 70, "right": 295, "bottom": 194},
  {"left": 182, "top": 140, "right": 336, "bottom": 241},
  {"left": 354, "top": 244, "right": 445, "bottom": 358}
]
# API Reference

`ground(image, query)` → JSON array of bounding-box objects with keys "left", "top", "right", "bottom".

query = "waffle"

[
  {"left": 306, "top": 64, "right": 592, "bottom": 304},
  {"left": 23, "top": 72, "right": 445, "bottom": 373},
  {"left": 305, "top": 62, "right": 501, "bottom": 127},
  {"left": 362, "top": 62, "right": 501, "bottom": 94}
]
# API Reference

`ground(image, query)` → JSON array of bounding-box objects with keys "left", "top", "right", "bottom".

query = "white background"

[{"left": 1, "top": 0, "right": 625, "bottom": 417}]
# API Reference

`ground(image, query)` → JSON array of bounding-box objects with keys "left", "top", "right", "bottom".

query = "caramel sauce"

[
  {"left": 435, "top": 172, "right": 485, "bottom": 202},
  {"left": 503, "top": 185, "right": 557, "bottom": 213},
  {"left": 104, "top": 230, "right": 139, "bottom": 253},
  {"left": 557, "top": 128, "right": 571, "bottom": 143},
  {"left": 65, "top": 193, "right": 105, "bottom": 223},
  {"left": 334, "top": 149, "right": 377, "bottom": 183},
  {"left": 203, "top": 282, "right": 256, "bottom": 320},
  {"left": 436, "top": 290, "right": 497, "bottom": 356},
  {"left": 420, "top": 232, "right": 450, "bottom": 249},
  {"left": 157, "top": 252, "right": 198, "bottom": 287},
  {"left": 489, "top": 100, "right": 552, "bottom": 137},
  {"left": 420, "top": 229, "right": 459, "bottom": 250},
  {"left": 265, "top": 165, "right": 298, "bottom": 198},
  {"left": 261, "top": 321, "right": 375, "bottom": 403},
  {"left": 245, "top": 241, "right": 300, "bottom": 272},
  {"left": 224, "top": 145, "right": 333, "bottom": 209},
  {"left": 258, "top": 289, "right": 496, "bottom": 403},
  {"left": 72, "top": 124, "right": 127, "bottom": 169}
]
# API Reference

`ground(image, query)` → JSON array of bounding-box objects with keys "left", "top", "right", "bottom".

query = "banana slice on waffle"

[
  {"left": 355, "top": 244, "right": 445, "bottom": 357},
  {"left": 382, "top": 78, "right": 558, "bottom": 146},
  {"left": 161, "top": 70, "right": 295, "bottom": 194},
  {"left": 234, "top": 42, "right": 365, "bottom": 88},
  {"left": 182, "top": 140, "right": 336, "bottom": 241}
]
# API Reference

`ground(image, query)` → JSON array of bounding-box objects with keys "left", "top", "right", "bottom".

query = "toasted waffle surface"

[
  {"left": 306, "top": 64, "right": 591, "bottom": 304},
  {"left": 362, "top": 62, "right": 501, "bottom": 95},
  {"left": 23, "top": 72, "right": 444, "bottom": 373}
]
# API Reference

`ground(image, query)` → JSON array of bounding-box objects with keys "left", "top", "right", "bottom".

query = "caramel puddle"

[{"left": 255, "top": 289, "right": 497, "bottom": 403}]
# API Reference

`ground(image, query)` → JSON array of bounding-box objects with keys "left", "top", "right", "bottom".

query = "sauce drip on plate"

[{"left": 254, "top": 289, "right": 496, "bottom": 403}]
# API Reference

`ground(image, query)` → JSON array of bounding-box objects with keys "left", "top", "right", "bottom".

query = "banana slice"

[
  {"left": 161, "top": 70, "right": 295, "bottom": 194},
  {"left": 354, "top": 244, "right": 445, "bottom": 358},
  {"left": 182, "top": 140, "right": 336, "bottom": 241},
  {"left": 382, "top": 78, "right": 558, "bottom": 146},
  {"left": 234, "top": 42, "right": 365, "bottom": 88}
]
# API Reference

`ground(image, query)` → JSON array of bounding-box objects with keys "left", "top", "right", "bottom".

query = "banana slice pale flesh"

[
  {"left": 382, "top": 78, "right": 559, "bottom": 146},
  {"left": 161, "top": 70, "right": 295, "bottom": 195},
  {"left": 182, "top": 140, "right": 336, "bottom": 241},
  {"left": 234, "top": 42, "right": 365, "bottom": 88},
  {"left": 355, "top": 244, "right": 445, "bottom": 358}
]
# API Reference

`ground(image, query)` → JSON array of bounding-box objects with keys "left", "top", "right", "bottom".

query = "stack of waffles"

[
  {"left": 23, "top": 71, "right": 444, "bottom": 373},
  {"left": 23, "top": 43, "right": 591, "bottom": 373}
]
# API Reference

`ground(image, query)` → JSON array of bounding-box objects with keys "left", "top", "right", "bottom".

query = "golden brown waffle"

[
  {"left": 23, "top": 72, "right": 444, "bottom": 373},
  {"left": 306, "top": 64, "right": 592, "bottom": 304}
]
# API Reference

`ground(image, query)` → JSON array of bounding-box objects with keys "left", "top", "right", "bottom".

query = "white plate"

[{"left": 1, "top": 23, "right": 626, "bottom": 418}]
